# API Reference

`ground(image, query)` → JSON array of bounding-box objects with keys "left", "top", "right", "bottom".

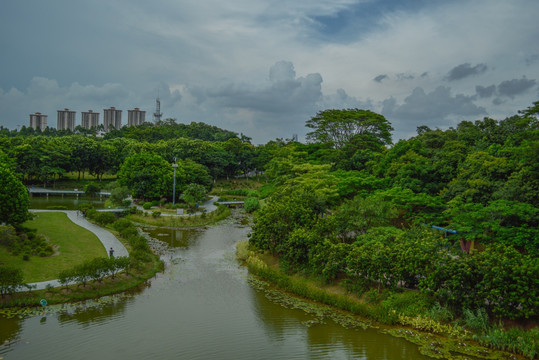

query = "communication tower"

[{"left": 153, "top": 91, "right": 162, "bottom": 123}]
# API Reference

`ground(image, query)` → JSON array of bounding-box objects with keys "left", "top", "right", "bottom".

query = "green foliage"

[
  {"left": 181, "top": 183, "right": 208, "bottom": 206},
  {"left": 142, "top": 202, "right": 152, "bottom": 210},
  {"left": 335, "top": 195, "right": 398, "bottom": 241},
  {"left": 118, "top": 152, "right": 173, "bottom": 200},
  {"left": 1, "top": 228, "right": 54, "bottom": 259},
  {"left": 306, "top": 109, "right": 393, "bottom": 149},
  {"left": 112, "top": 218, "right": 132, "bottom": 232},
  {"left": 222, "top": 189, "right": 249, "bottom": 196},
  {"left": 476, "top": 326, "right": 539, "bottom": 359},
  {"left": 57, "top": 256, "right": 131, "bottom": 286},
  {"left": 244, "top": 197, "right": 260, "bottom": 213},
  {"left": 463, "top": 308, "right": 489, "bottom": 334},
  {"left": 109, "top": 186, "right": 130, "bottom": 206},
  {"left": 425, "top": 303, "right": 455, "bottom": 323},
  {"left": 0, "top": 165, "right": 30, "bottom": 225},
  {"left": 249, "top": 184, "right": 328, "bottom": 256},
  {"left": 397, "top": 314, "right": 466, "bottom": 338},
  {"left": 257, "top": 183, "right": 277, "bottom": 199},
  {"left": 93, "top": 212, "right": 116, "bottom": 226},
  {"left": 0, "top": 266, "right": 25, "bottom": 297},
  {"left": 382, "top": 291, "right": 434, "bottom": 317},
  {"left": 84, "top": 182, "right": 100, "bottom": 197}
]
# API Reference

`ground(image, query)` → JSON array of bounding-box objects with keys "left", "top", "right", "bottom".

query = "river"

[{"left": 0, "top": 210, "right": 429, "bottom": 359}]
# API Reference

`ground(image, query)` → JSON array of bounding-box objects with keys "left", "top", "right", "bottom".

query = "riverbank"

[
  {"left": 238, "top": 242, "right": 536, "bottom": 360},
  {"left": 0, "top": 213, "right": 163, "bottom": 307}
]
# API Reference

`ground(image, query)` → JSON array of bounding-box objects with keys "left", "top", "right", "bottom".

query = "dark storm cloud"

[
  {"left": 318, "top": 88, "right": 373, "bottom": 110},
  {"left": 396, "top": 73, "right": 415, "bottom": 81},
  {"left": 446, "top": 63, "right": 488, "bottom": 81},
  {"left": 382, "top": 86, "right": 486, "bottom": 122},
  {"left": 475, "top": 84, "right": 496, "bottom": 98},
  {"left": 188, "top": 61, "right": 322, "bottom": 114},
  {"left": 497, "top": 77, "right": 536, "bottom": 98},
  {"left": 373, "top": 74, "right": 388, "bottom": 83}
]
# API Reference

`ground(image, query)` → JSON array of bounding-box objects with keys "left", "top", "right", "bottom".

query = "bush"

[
  {"left": 463, "top": 308, "right": 490, "bottom": 334},
  {"left": 382, "top": 291, "right": 434, "bottom": 317},
  {"left": 84, "top": 183, "right": 100, "bottom": 197},
  {"left": 113, "top": 218, "right": 133, "bottom": 232},
  {"left": 476, "top": 326, "right": 539, "bottom": 359},
  {"left": 46, "top": 205, "right": 68, "bottom": 210},
  {"left": 94, "top": 212, "right": 116, "bottom": 226},
  {"left": 244, "top": 197, "right": 260, "bottom": 213},
  {"left": 425, "top": 302, "right": 454, "bottom": 323},
  {"left": 152, "top": 211, "right": 161, "bottom": 218},
  {"left": 223, "top": 189, "right": 249, "bottom": 196},
  {"left": 142, "top": 202, "right": 152, "bottom": 210},
  {"left": 0, "top": 267, "right": 25, "bottom": 297}
]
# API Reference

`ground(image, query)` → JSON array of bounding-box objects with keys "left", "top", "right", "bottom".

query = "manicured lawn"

[{"left": 0, "top": 212, "right": 107, "bottom": 282}]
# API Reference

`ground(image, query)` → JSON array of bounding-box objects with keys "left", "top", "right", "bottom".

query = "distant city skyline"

[{"left": 28, "top": 106, "right": 147, "bottom": 131}]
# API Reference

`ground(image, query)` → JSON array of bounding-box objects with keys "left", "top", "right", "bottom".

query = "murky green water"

[
  {"left": 0, "top": 211, "right": 430, "bottom": 360},
  {"left": 29, "top": 194, "right": 106, "bottom": 210}
]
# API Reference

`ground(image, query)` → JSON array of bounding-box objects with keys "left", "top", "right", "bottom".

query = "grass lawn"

[{"left": 0, "top": 212, "right": 107, "bottom": 283}]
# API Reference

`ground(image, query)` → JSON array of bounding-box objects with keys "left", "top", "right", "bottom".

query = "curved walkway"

[{"left": 25, "top": 210, "right": 128, "bottom": 291}]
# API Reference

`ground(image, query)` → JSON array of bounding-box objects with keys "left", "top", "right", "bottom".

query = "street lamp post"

[{"left": 172, "top": 157, "right": 178, "bottom": 206}]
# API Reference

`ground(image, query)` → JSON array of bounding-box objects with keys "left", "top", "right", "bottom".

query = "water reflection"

[
  {"left": 249, "top": 282, "right": 430, "bottom": 360},
  {"left": 142, "top": 226, "right": 203, "bottom": 248},
  {"left": 56, "top": 295, "right": 132, "bottom": 327}
]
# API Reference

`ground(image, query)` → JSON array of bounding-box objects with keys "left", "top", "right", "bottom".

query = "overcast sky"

[{"left": 1, "top": 0, "right": 538, "bottom": 144}]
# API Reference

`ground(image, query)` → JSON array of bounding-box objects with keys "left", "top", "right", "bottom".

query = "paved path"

[{"left": 25, "top": 210, "right": 128, "bottom": 291}]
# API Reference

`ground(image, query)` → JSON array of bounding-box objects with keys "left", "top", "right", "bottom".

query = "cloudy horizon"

[{"left": 1, "top": 0, "right": 537, "bottom": 144}]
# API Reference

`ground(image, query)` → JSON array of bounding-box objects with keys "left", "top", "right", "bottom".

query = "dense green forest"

[{"left": 1, "top": 102, "right": 537, "bottom": 324}]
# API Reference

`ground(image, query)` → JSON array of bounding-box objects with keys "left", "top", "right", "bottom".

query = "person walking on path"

[{"left": 109, "top": 247, "right": 114, "bottom": 257}]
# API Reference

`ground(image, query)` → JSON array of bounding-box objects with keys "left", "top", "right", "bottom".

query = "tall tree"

[
  {"left": 0, "top": 165, "right": 30, "bottom": 225},
  {"left": 306, "top": 109, "right": 393, "bottom": 149},
  {"left": 117, "top": 153, "right": 173, "bottom": 200}
]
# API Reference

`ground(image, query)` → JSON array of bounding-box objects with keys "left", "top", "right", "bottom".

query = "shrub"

[
  {"left": 382, "top": 291, "right": 434, "bottom": 317},
  {"left": 152, "top": 211, "right": 161, "bottom": 218},
  {"left": 244, "top": 197, "right": 260, "bottom": 213},
  {"left": 0, "top": 267, "right": 25, "bottom": 297},
  {"left": 223, "top": 189, "right": 249, "bottom": 196},
  {"left": 46, "top": 205, "right": 68, "bottom": 210},
  {"left": 58, "top": 269, "right": 75, "bottom": 289},
  {"left": 113, "top": 218, "right": 132, "bottom": 232},
  {"left": 425, "top": 302, "right": 454, "bottom": 323},
  {"left": 142, "top": 202, "right": 152, "bottom": 210},
  {"left": 94, "top": 212, "right": 116, "bottom": 226},
  {"left": 84, "top": 183, "right": 100, "bottom": 197},
  {"left": 463, "top": 308, "right": 490, "bottom": 334}
]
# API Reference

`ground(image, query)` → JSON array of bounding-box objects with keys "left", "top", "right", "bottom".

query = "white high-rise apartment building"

[
  {"left": 81, "top": 110, "right": 100, "bottom": 129},
  {"left": 103, "top": 106, "right": 122, "bottom": 132},
  {"left": 127, "top": 108, "right": 146, "bottom": 126},
  {"left": 29, "top": 112, "right": 47, "bottom": 131},
  {"left": 57, "top": 108, "right": 76, "bottom": 131}
]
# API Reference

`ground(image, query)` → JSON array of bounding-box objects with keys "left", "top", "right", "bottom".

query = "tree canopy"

[
  {"left": 117, "top": 153, "right": 173, "bottom": 200},
  {"left": 0, "top": 165, "right": 30, "bottom": 226},
  {"left": 306, "top": 109, "right": 393, "bottom": 149}
]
